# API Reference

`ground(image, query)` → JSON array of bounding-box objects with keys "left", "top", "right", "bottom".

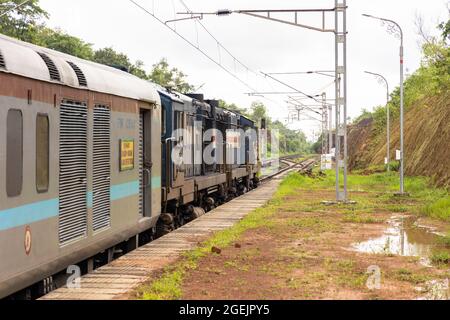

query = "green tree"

[
  {"left": 35, "top": 27, "right": 94, "bottom": 59},
  {"left": 249, "top": 101, "right": 270, "bottom": 127},
  {"left": 93, "top": 47, "right": 132, "bottom": 69},
  {"left": 129, "top": 60, "right": 148, "bottom": 79},
  {"left": 148, "top": 58, "right": 194, "bottom": 93},
  {"left": 218, "top": 100, "right": 249, "bottom": 116},
  {"left": 271, "top": 120, "right": 310, "bottom": 155},
  {"left": 0, "top": 0, "right": 48, "bottom": 42},
  {"left": 439, "top": 19, "right": 450, "bottom": 41},
  {"left": 246, "top": 101, "right": 311, "bottom": 155},
  {"left": 93, "top": 47, "right": 148, "bottom": 79}
]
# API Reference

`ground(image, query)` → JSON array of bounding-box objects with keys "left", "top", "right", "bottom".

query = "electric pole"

[{"left": 178, "top": 0, "right": 350, "bottom": 202}]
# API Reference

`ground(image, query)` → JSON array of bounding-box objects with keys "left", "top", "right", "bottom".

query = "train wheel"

[{"left": 156, "top": 213, "right": 175, "bottom": 238}]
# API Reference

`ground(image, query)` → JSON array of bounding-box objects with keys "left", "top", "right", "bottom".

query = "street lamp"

[
  {"left": 363, "top": 13, "right": 406, "bottom": 194},
  {"left": 364, "top": 71, "right": 391, "bottom": 172}
]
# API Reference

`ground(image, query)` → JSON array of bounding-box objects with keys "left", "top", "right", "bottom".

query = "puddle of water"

[{"left": 352, "top": 215, "right": 450, "bottom": 266}]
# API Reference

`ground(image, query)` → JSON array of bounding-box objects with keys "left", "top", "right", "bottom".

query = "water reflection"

[{"left": 352, "top": 216, "right": 449, "bottom": 263}]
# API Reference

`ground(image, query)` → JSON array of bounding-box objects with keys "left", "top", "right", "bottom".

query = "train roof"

[
  {"left": 0, "top": 33, "right": 160, "bottom": 104},
  {"left": 154, "top": 86, "right": 254, "bottom": 121}
]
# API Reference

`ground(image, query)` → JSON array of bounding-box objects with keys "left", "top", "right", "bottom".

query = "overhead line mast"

[{"left": 178, "top": 1, "right": 350, "bottom": 202}]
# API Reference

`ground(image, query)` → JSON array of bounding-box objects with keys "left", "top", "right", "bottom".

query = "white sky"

[{"left": 39, "top": 0, "right": 449, "bottom": 140}]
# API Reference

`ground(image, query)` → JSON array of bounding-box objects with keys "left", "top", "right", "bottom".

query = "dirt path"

[{"left": 179, "top": 188, "right": 449, "bottom": 300}]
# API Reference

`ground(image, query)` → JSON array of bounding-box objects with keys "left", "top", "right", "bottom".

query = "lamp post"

[
  {"left": 364, "top": 71, "right": 390, "bottom": 171},
  {"left": 363, "top": 14, "right": 405, "bottom": 194}
]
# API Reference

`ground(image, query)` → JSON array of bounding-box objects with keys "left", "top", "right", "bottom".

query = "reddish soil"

[{"left": 179, "top": 190, "right": 449, "bottom": 300}]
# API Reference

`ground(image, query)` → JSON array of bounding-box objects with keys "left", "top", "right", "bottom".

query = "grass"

[
  {"left": 393, "top": 269, "right": 431, "bottom": 284},
  {"left": 342, "top": 213, "right": 381, "bottom": 224},
  {"left": 422, "top": 196, "right": 450, "bottom": 221},
  {"left": 323, "top": 170, "right": 449, "bottom": 222},
  {"left": 439, "top": 233, "right": 450, "bottom": 246},
  {"left": 430, "top": 251, "right": 450, "bottom": 265},
  {"left": 136, "top": 169, "right": 449, "bottom": 300},
  {"left": 136, "top": 172, "right": 305, "bottom": 300}
]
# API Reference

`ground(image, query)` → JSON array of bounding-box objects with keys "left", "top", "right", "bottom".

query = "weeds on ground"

[{"left": 137, "top": 169, "right": 449, "bottom": 299}]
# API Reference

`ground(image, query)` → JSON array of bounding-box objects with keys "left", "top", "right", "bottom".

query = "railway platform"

[{"left": 40, "top": 161, "right": 310, "bottom": 300}]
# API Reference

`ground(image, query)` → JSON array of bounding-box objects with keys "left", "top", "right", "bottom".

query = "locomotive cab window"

[
  {"left": 161, "top": 104, "right": 166, "bottom": 136},
  {"left": 174, "top": 111, "right": 185, "bottom": 142},
  {"left": 36, "top": 114, "right": 49, "bottom": 193},
  {"left": 6, "top": 109, "right": 23, "bottom": 197}
]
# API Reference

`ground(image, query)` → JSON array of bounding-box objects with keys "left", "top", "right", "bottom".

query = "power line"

[
  {"left": 261, "top": 72, "right": 323, "bottom": 105},
  {"left": 128, "top": 0, "right": 258, "bottom": 93},
  {"left": 0, "top": 0, "right": 32, "bottom": 18},
  {"left": 128, "top": 0, "right": 288, "bottom": 112},
  {"left": 177, "top": 0, "right": 285, "bottom": 109},
  {"left": 178, "top": 0, "right": 258, "bottom": 78}
]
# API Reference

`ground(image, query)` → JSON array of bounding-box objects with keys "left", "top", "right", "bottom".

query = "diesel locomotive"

[{"left": 0, "top": 33, "right": 261, "bottom": 299}]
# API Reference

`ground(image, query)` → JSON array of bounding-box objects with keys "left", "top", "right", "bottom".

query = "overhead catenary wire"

[
  {"left": 178, "top": 0, "right": 259, "bottom": 78},
  {"left": 128, "top": 0, "right": 289, "bottom": 113},
  {"left": 0, "top": 0, "right": 33, "bottom": 18},
  {"left": 177, "top": 0, "right": 285, "bottom": 109},
  {"left": 128, "top": 0, "right": 259, "bottom": 94},
  {"left": 262, "top": 72, "right": 324, "bottom": 105}
]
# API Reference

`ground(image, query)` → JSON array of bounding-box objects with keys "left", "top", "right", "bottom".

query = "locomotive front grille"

[
  {"left": 59, "top": 101, "right": 88, "bottom": 244},
  {"left": 92, "top": 105, "right": 111, "bottom": 231}
]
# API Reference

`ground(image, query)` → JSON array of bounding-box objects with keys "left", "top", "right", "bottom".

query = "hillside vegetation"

[{"left": 348, "top": 22, "right": 450, "bottom": 188}]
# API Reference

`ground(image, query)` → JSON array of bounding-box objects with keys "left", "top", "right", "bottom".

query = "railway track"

[{"left": 39, "top": 157, "right": 316, "bottom": 300}]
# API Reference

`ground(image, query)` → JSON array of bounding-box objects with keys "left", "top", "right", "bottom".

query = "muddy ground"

[{"left": 178, "top": 189, "right": 449, "bottom": 300}]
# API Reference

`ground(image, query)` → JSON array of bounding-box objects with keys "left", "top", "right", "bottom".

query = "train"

[{"left": 0, "top": 33, "right": 263, "bottom": 299}]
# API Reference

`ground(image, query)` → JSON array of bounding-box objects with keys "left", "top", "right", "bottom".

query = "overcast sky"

[{"left": 40, "top": 0, "right": 449, "bottom": 140}]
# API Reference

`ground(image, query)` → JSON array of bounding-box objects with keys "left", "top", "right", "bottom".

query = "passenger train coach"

[{"left": 0, "top": 34, "right": 261, "bottom": 299}]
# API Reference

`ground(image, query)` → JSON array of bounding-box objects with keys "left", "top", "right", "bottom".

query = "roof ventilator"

[
  {"left": 66, "top": 61, "right": 87, "bottom": 87},
  {"left": 36, "top": 52, "right": 61, "bottom": 81},
  {"left": 0, "top": 50, "right": 6, "bottom": 69}
]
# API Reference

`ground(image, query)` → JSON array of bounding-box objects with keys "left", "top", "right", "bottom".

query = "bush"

[
  {"left": 421, "top": 196, "right": 450, "bottom": 221},
  {"left": 387, "top": 161, "right": 400, "bottom": 172}
]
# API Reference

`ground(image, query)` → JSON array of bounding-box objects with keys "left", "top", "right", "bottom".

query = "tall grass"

[
  {"left": 316, "top": 170, "right": 449, "bottom": 221},
  {"left": 422, "top": 196, "right": 450, "bottom": 221}
]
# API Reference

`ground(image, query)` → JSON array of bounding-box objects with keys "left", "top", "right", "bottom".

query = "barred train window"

[
  {"left": 6, "top": 109, "right": 23, "bottom": 197},
  {"left": 36, "top": 114, "right": 49, "bottom": 193}
]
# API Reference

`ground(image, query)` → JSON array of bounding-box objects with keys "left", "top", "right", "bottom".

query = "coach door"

[{"left": 139, "top": 109, "right": 152, "bottom": 218}]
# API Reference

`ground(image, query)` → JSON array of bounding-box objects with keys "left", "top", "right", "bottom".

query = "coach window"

[
  {"left": 36, "top": 114, "right": 49, "bottom": 193},
  {"left": 6, "top": 109, "right": 23, "bottom": 197}
]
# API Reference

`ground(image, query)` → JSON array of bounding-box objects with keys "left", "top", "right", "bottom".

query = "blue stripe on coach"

[
  {"left": 0, "top": 179, "right": 162, "bottom": 231},
  {"left": 0, "top": 198, "right": 59, "bottom": 231}
]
